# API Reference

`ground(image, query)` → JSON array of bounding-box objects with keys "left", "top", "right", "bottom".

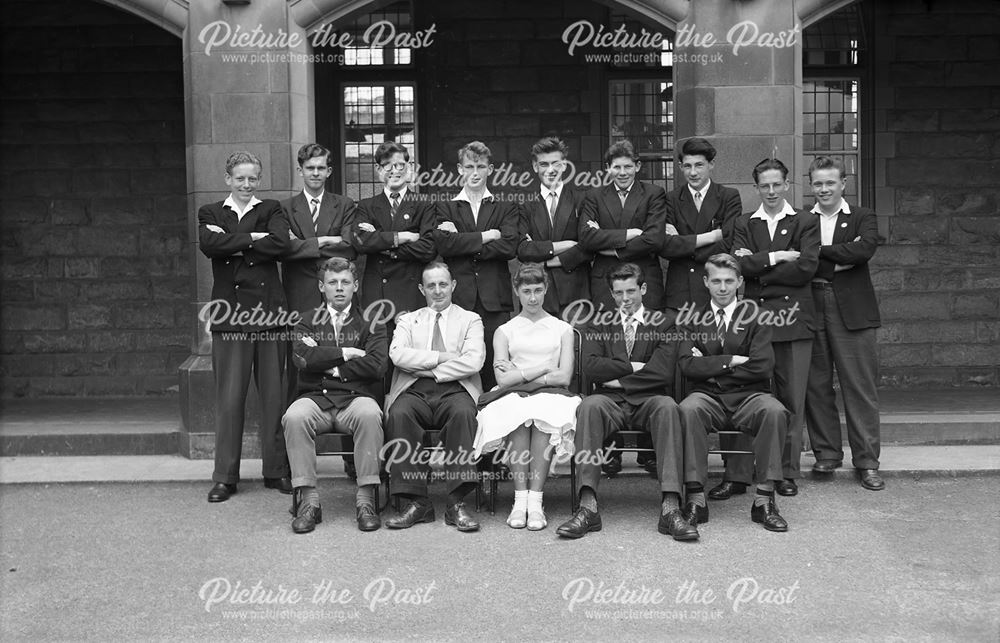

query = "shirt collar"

[
  {"left": 304, "top": 190, "right": 324, "bottom": 204},
  {"left": 810, "top": 199, "right": 850, "bottom": 217},
  {"left": 750, "top": 200, "right": 797, "bottom": 221},
  {"left": 384, "top": 186, "right": 408, "bottom": 201},
  {"left": 540, "top": 182, "right": 563, "bottom": 201},
  {"left": 453, "top": 186, "right": 494, "bottom": 203},
  {"left": 616, "top": 181, "right": 635, "bottom": 195},
  {"left": 327, "top": 303, "right": 351, "bottom": 320},
  {"left": 711, "top": 299, "right": 738, "bottom": 321},
  {"left": 688, "top": 180, "right": 712, "bottom": 200},
  {"left": 621, "top": 305, "right": 646, "bottom": 326},
  {"left": 427, "top": 303, "right": 452, "bottom": 318},
  {"left": 223, "top": 194, "right": 262, "bottom": 217}
]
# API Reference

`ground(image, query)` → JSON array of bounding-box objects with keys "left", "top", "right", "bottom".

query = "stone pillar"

[
  {"left": 177, "top": 1, "right": 314, "bottom": 458},
  {"left": 672, "top": 0, "right": 803, "bottom": 208}
]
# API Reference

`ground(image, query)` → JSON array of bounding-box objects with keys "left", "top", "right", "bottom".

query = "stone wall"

[
  {"left": 0, "top": 0, "right": 187, "bottom": 396},
  {"left": 419, "top": 0, "right": 610, "bottom": 183},
  {"left": 870, "top": 0, "right": 1000, "bottom": 387}
]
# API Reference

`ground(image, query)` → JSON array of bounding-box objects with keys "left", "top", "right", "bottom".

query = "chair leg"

[
  {"left": 489, "top": 468, "right": 497, "bottom": 516},
  {"left": 570, "top": 458, "right": 578, "bottom": 513}
]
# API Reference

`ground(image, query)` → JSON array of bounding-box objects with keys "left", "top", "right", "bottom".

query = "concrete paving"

[
  {"left": 1, "top": 477, "right": 997, "bottom": 641},
  {"left": 2, "top": 445, "right": 999, "bottom": 484}
]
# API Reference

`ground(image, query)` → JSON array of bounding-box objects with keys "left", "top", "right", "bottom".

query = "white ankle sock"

[
  {"left": 512, "top": 489, "right": 528, "bottom": 513},
  {"left": 526, "top": 490, "right": 544, "bottom": 513}
]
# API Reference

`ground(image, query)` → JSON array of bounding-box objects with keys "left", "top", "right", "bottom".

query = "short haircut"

[
  {"left": 678, "top": 137, "right": 717, "bottom": 163},
  {"left": 318, "top": 257, "right": 357, "bottom": 282},
  {"left": 458, "top": 141, "right": 492, "bottom": 164},
  {"left": 226, "top": 151, "right": 262, "bottom": 175},
  {"left": 530, "top": 136, "right": 568, "bottom": 161},
  {"left": 513, "top": 262, "right": 549, "bottom": 289},
  {"left": 808, "top": 155, "right": 846, "bottom": 181},
  {"left": 752, "top": 157, "right": 789, "bottom": 183},
  {"left": 374, "top": 141, "right": 410, "bottom": 165},
  {"left": 422, "top": 260, "right": 452, "bottom": 282},
  {"left": 605, "top": 140, "right": 639, "bottom": 165},
  {"left": 606, "top": 262, "right": 644, "bottom": 288},
  {"left": 296, "top": 143, "right": 331, "bottom": 167},
  {"left": 705, "top": 253, "right": 742, "bottom": 278}
]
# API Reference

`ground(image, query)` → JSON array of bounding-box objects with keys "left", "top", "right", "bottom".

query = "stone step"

[{"left": 1, "top": 390, "right": 997, "bottom": 457}]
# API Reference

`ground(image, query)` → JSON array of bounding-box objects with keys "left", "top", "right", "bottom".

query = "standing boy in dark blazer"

[
  {"left": 199, "top": 151, "right": 291, "bottom": 503},
  {"left": 434, "top": 141, "right": 519, "bottom": 390},
  {"left": 352, "top": 141, "right": 438, "bottom": 319},
  {"left": 804, "top": 156, "right": 884, "bottom": 491},
  {"left": 579, "top": 140, "right": 666, "bottom": 312},
  {"left": 660, "top": 137, "right": 743, "bottom": 311},
  {"left": 517, "top": 136, "right": 592, "bottom": 318},
  {"left": 282, "top": 258, "right": 387, "bottom": 534},
  {"left": 677, "top": 253, "right": 790, "bottom": 532},
  {"left": 727, "top": 158, "right": 820, "bottom": 498},
  {"left": 280, "top": 144, "right": 357, "bottom": 402}
]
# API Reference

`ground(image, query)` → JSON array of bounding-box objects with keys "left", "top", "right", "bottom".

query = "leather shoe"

[
  {"left": 636, "top": 452, "right": 658, "bottom": 477},
  {"left": 292, "top": 502, "right": 322, "bottom": 534},
  {"left": 658, "top": 508, "right": 699, "bottom": 541},
  {"left": 264, "top": 477, "right": 293, "bottom": 494},
  {"left": 556, "top": 506, "right": 602, "bottom": 539},
  {"left": 444, "top": 502, "right": 480, "bottom": 532},
  {"left": 858, "top": 469, "right": 885, "bottom": 491},
  {"left": 708, "top": 480, "right": 747, "bottom": 500},
  {"left": 385, "top": 499, "right": 435, "bottom": 529},
  {"left": 356, "top": 503, "right": 381, "bottom": 532},
  {"left": 776, "top": 478, "right": 798, "bottom": 496},
  {"left": 812, "top": 459, "right": 842, "bottom": 473},
  {"left": 751, "top": 498, "right": 788, "bottom": 532},
  {"left": 602, "top": 452, "right": 623, "bottom": 477},
  {"left": 207, "top": 482, "right": 237, "bottom": 503},
  {"left": 683, "top": 502, "right": 709, "bottom": 526}
]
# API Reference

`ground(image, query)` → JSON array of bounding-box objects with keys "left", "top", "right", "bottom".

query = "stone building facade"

[{"left": 0, "top": 0, "right": 996, "bottom": 436}]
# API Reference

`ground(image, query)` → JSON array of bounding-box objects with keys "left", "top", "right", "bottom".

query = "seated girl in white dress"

[{"left": 473, "top": 263, "right": 580, "bottom": 530}]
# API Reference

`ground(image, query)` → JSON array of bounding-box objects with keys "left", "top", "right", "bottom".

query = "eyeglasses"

[{"left": 380, "top": 162, "right": 409, "bottom": 171}]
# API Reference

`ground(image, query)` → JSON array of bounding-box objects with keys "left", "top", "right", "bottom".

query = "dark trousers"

[
  {"left": 474, "top": 301, "right": 510, "bottom": 391},
  {"left": 806, "top": 283, "right": 881, "bottom": 469},
  {"left": 574, "top": 394, "right": 685, "bottom": 494},
  {"left": 724, "top": 338, "right": 811, "bottom": 483},
  {"left": 211, "top": 332, "right": 289, "bottom": 484},
  {"left": 679, "top": 392, "right": 787, "bottom": 486},
  {"left": 384, "top": 378, "right": 478, "bottom": 497}
]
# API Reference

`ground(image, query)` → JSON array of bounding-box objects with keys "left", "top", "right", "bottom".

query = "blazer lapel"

[
  {"left": 831, "top": 211, "right": 853, "bottom": 244},
  {"left": 476, "top": 199, "right": 496, "bottom": 232},
  {"left": 602, "top": 186, "right": 623, "bottom": 228},
  {"left": 395, "top": 195, "right": 419, "bottom": 230},
  {"left": 444, "top": 306, "right": 462, "bottom": 352},
  {"left": 371, "top": 194, "right": 393, "bottom": 231},
  {"left": 771, "top": 213, "right": 796, "bottom": 252},
  {"left": 452, "top": 200, "right": 477, "bottom": 233},
  {"left": 622, "top": 183, "right": 641, "bottom": 227},
  {"left": 697, "top": 184, "right": 720, "bottom": 231},
  {"left": 552, "top": 190, "right": 573, "bottom": 239},
  {"left": 292, "top": 193, "right": 316, "bottom": 239},
  {"left": 315, "top": 195, "right": 339, "bottom": 236},
  {"left": 532, "top": 198, "right": 552, "bottom": 241},
  {"left": 676, "top": 188, "right": 698, "bottom": 233},
  {"left": 750, "top": 218, "right": 772, "bottom": 252}
]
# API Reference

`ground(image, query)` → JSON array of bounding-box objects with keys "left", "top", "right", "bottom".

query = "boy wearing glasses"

[{"left": 353, "top": 141, "right": 439, "bottom": 318}]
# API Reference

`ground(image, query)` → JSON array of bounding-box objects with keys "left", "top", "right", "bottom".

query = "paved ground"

[{"left": 2, "top": 476, "right": 998, "bottom": 641}]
